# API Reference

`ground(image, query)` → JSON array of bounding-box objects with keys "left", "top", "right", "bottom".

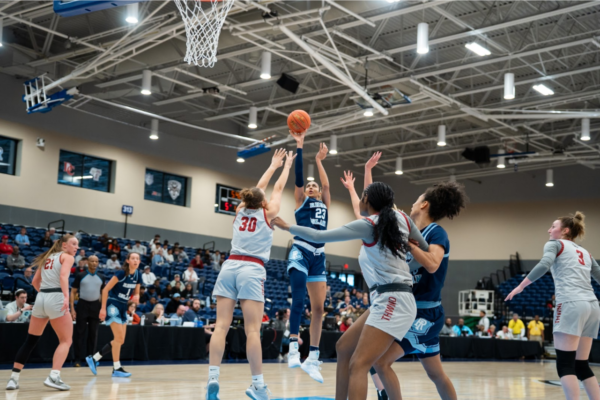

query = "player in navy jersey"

[
  {"left": 85, "top": 253, "right": 141, "bottom": 378},
  {"left": 286, "top": 130, "right": 330, "bottom": 383},
  {"left": 362, "top": 154, "right": 468, "bottom": 400}
]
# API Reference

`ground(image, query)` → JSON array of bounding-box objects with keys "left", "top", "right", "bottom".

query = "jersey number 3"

[
  {"left": 44, "top": 259, "right": 54, "bottom": 270},
  {"left": 576, "top": 250, "right": 586, "bottom": 266},
  {"left": 239, "top": 217, "right": 257, "bottom": 232}
]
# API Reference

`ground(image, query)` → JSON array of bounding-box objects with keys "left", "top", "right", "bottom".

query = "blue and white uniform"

[
  {"left": 288, "top": 196, "right": 328, "bottom": 282},
  {"left": 106, "top": 269, "right": 140, "bottom": 325},
  {"left": 399, "top": 223, "right": 450, "bottom": 358}
]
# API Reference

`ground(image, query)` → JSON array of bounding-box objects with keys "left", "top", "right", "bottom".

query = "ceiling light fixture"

[
  {"left": 533, "top": 84, "right": 554, "bottom": 96},
  {"left": 125, "top": 3, "right": 139, "bottom": 24},
  {"left": 416, "top": 22, "right": 429, "bottom": 54},
  {"left": 581, "top": 118, "right": 590, "bottom": 141},
  {"left": 248, "top": 106, "right": 258, "bottom": 129},
  {"left": 363, "top": 108, "right": 374, "bottom": 117},
  {"left": 465, "top": 42, "right": 491, "bottom": 56},
  {"left": 546, "top": 169, "right": 554, "bottom": 187},
  {"left": 395, "top": 157, "right": 403, "bottom": 175},
  {"left": 496, "top": 148, "right": 506, "bottom": 169},
  {"left": 307, "top": 164, "right": 315, "bottom": 181},
  {"left": 260, "top": 52, "right": 271, "bottom": 79},
  {"left": 236, "top": 157, "right": 245, "bottom": 163},
  {"left": 329, "top": 134, "right": 338, "bottom": 155},
  {"left": 149, "top": 119, "right": 159, "bottom": 140},
  {"left": 141, "top": 69, "right": 152, "bottom": 95},
  {"left": 437, "top": 125, "right": 446, "bottom": 147},
  {"left": 504, "top": 73, "right": 515, "bottom": 100}
]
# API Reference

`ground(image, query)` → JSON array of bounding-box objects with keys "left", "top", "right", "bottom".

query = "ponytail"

[
  {"left": 365, "top": 182, "right": 410, "bottom": 259},
  {"left": 32, "top": 234, "right": 75, "bottom": 269},
  {"left": 559, "top": 211, "right": 586, "bottom": 240},
  {"left": 240, "top": 187, "right": 265, "bottom": 209}
]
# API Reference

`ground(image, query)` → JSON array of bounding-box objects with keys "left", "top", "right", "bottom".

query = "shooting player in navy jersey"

[{"left": 286, "top": 130, "right": 330, "bottom": 383}]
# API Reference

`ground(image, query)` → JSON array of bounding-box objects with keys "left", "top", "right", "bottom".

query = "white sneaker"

[
  {"left": 283, "top": 353, "right": 288, "bottom": 363},
  {"left": 301, "top": 359, "right": 323, "bottom": 383},
  {"left": 287, "top": 351, "right": 301, "bottom": 368},
  {"left": 43, "top": 375, "right": 70, "bottom": 391},
  {"left": 245, "top": 384, "right": 271, "bottom": 400},
  {"left": 277, "top": 354, "right": 283, "bottom": 362},
  {"left": 6, "top": 378, "right": 19, "bottom": 390},
  {"left": 206, "top": 379, "right": 220, "bottom": 400}
]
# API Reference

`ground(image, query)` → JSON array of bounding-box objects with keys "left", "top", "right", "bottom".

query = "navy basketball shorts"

[
  {"left": 287, "top": 243, "right": 327, "bottom": 283},
  {"left": 105, "top": 298, "right": 128, "bottom": 325},
  {"left": 398, "top": 305, "right": 445, "bottom": 359}
]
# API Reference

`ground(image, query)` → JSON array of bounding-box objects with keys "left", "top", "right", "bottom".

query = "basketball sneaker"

[
  {"left": 287, "top": 341, "right": 301, "bottom": 368},
  {"left": 206, "top": 379, "right": 220, "bottom": 400},
  {"left": 112, "top": 368, "right": 131, "bottom": 378},
  {"left": 85, "top": 356, "right": 97, "bottom": 375},
  {"left": 5, "top": 378, "right": 19, "bottom": 390},
  {"left": 43, "top": 375, "right": 70, "bottom": 391},
  {"left": 301, "top": 358, "right": 323, "bottom": 383},
  {"left": 245, "top": 384, "right": 271, "bottom": 400}
]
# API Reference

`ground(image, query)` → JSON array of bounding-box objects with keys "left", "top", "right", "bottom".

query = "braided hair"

[{"left": 365, "top": 182, "right": 410, "bottom": 259}]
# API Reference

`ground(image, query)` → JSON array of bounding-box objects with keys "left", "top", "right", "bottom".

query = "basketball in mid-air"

[{"left": 287, "top": 110, "right": 311, "bottom": 134}]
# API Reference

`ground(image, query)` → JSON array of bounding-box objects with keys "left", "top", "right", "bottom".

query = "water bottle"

[
  {"left": 141, "top": 315, "right": 145, "bottom": 326},
  {"left": 194, "top": 317, "right": 198, "bottom": 328}
]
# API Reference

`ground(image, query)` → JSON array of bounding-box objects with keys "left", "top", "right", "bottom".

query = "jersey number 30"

[
  {"left": 44, "top": 259, "right": 54, "bottom": 270},
  {"left": 239, "top": 217, "right": 257, "bottom": 232},
  {"left": 576, "top": 250, "right": 586, "bottom": 266}
]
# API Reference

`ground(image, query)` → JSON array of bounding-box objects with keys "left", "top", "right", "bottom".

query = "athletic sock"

[
  {"left": 50, "top": 370, "right": 60, "bottom": 379},
  {"left": 309, "top": 346, "right": 319, "bottom": 352},
  {"left": 113, "top": 361, "right": 121, "bottom": 370},
  {"left": 92, "top": 353, "right": 102, "bottom": 362},
  {"left": 289, "top": 338, "right": 299, "bottom": 353},
  {"left": 252, "top": 374, "right": 265, "bottom": 389},
  {"left": 308, "top": 349, "right": 320, "bottom": 360},
  {"left": 208, "top": 366, "right": 220, "bottom": 381},
  {"left": 10, "top": 371, "right": 20, "bottom": 381}
]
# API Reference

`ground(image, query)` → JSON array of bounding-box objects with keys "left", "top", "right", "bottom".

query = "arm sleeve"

[
  {"left": 526, "top": 241, "right": 561, "bottom": 282},
  {"left": 590, "top": 257, "right": 600, "bottom": 286},
  {"left": 295, "top": 148, "right": 304, "bottom": 188},
  {"left": 289, "top": 219, "right": 374, "bottom": 243}
]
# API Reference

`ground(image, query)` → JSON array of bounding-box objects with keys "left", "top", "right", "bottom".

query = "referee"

[{"left": 70, "top": 255, "right": 105, "bottom": 367}]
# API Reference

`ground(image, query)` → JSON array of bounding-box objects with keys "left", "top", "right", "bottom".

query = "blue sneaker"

[
  {"left": 112, "top": 368, "right": 132, "bottom": 378},
  {"left": 85, "top": 356, "right": 97, "bottom": 376},
  {"left": 206, "top": 379, "right": 220, "bottom": 400}
]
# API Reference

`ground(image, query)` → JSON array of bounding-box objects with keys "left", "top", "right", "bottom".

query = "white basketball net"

[{"left": 174, "top": 0, "right": 235, "bottom": 68}]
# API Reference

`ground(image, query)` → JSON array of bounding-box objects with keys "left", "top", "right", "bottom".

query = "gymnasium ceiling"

[{"left": 0, "top": 0, "right": 599, "bottom": 187}]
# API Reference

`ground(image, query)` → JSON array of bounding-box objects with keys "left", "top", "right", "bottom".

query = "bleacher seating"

[{"left": 0, "top": 222, "right": 355, "bottom": 321}]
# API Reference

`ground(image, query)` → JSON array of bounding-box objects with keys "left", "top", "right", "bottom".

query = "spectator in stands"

[
  {"left": 475, "top": 325, "right": 490, "bottom": 338},
  {"left": 39, "top": 231, "right": 53, "bottom": 248},
  {"left": 546, "top": 294, "right": 556, "bottom": 311},
  {"left": 144, "top": 285, "right": 159, "bottom": 302},
  {"left": 150, "top": 234, "right": 160, "bottom": 248},
  {"left": 340, "top": 316, "right": 353, "bottom": 333},
  {"left": 75, "top": 249, "right": 86, "bottom": 264},
  {"left": 6, "top": 289, "right": 32, "bottom": 323},
  {"left": 170, "top": 274, "right": 184, "bottom": 289},
  {"left": 131, "top": 241, "right": 147, "bottom": 256},
  {"left": 488, "top": 324, "right": 497, "bottom": 338},
  {"left": 127, "top": 301, "right": 141, "bottom": 325},
  {"left": 150, "top": 239, "right": 162, "bottom": 256},
  {"left": 452, "top": 318, "right": 473, "bottom": 336},
  {"left": 173, "top": 248, "right": 188, "bottom": 263},
  {"left": 123, "top": 243, "right": 133, "bottom": 254},
  {"left": 107, "top": 239, "right": 121, "bottom": 258},
  {"left": 144, "top": 303, "right": 165, "bottom": 325},
  {"left": 23, "top": 267, "right": 34, "bottom": 284},
  {"left": 359, "top": 292, "right": 370, "bottom": 309},
  {"left": 138, "top": 286, "right": 147, "bottom": 303},
  {"left": 183, "top": 264, "right": 200, "bottom": 293},
  {"left": 183, "top": 299, "right": 203, "bottom": 322},
  {"left": 190, "top": 254, "right": 204, "bottom": 269},
  {"left": 162, "top": 283, "right": 175, "bottom": 299},
  {"left": 152, "top": 249, "right": 165, "bottom": 269},
  {"left": 105, "top": 254, "right": 121, "bottom": 270},
  {"left": 527, "top": 315, "right": 545, "bottom": 346},
  {"left": 98, "top": 233, "right": 109, "bottom": 247},
  {"left": 478, "top": 310, "right": 490, "bottom": 331},
  {"left": 173, "top": 281, "right": 183, "bottom": 296},
  {"left": 166, "top": 293, "right": 182, "bottom": 314},
  {"left": 142, "top": 266, "right": 156, "bottom": 286},
  {"left": 440, "top": 318, "right": 454, "bottom": 336},
  {"left": 202, "top": 249, "right": 211, "bottom": 265},
  {"left": 181, "top": 283, "right": 194, "bottom": 300},
  {"left": 7, "top": 246, "right": 25, "bottom": 271},
  {"left": 141, "top": 296, "right": 158, "bottom": 313},
  {"left": 508, "top": 313, "right": 525, "bottom": 339},
  {"left": 71, "top": 258, "right": 87, "bottom": 274},
  {"left": 219, "top": 253, "right": 226, "bottom": 265},
  {"left": 49, "top": 227, "right": 61, "bottom": 242},
  {"left": 352, "top": 290, "right": 362, "bottom": 307},
  {"left": 0, "top": 235, "right": 13, "bottom": 255},
  {"left": 164, "top": 248, "right": 174, "bottom": 264},
  {"left": 496, "top": 325, "right": 511, "bottom": 339},
  {"left": 337, "top": 295, "right": 357, "bottom": 317},
  {"left": 211, "top": 251, "right": 221, "bottom": 266},
  {"left": 15, "top": 228, "right": 30, "bottom": 246}
]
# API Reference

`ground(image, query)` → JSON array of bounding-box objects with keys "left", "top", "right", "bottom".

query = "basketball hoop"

[{"left": 174, "top": 0, "right": 235, "bottom": 68}]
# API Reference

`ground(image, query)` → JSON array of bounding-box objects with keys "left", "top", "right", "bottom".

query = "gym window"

[
  {"left": 144, "top": 168, "right": 189, "bottom": 207},
  {"left": 57, "top": 150, "right": 112, "bottom": 193},
  {"left": 0, "top": 135, "right": 18, "bottom": 176}
]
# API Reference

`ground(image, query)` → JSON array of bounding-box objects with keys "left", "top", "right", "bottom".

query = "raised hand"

[
  {"left": 271, "top": 216, "right": 291, "bottom": 231},
  {"left": 290, "top": 130, "right": 306, "bottom": 147},
  {"left": 504, "top": 286, "right": 523, "bottom": 302},
  {"left": 284, "top": 151, "right": 297, "bottom": 169},
  {"left": 365, "top": 151, "right": 382, "bottom": 170},
  {"left": 316, "top": 143, "right": 329, "bottom": 161},
  {"left": 270, "top": 148, "right": 287, "bottom": 169},
  {"left": 340, "top": 170, "right": 356, "bottom": 191}
]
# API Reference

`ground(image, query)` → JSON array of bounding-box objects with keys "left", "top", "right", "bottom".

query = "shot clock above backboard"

[{"left": 215, "top": 184, "right": 242, "bottom": 216}]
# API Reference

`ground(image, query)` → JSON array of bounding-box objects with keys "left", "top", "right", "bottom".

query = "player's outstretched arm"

[
  {"left": 266, "top": 151, "right": 296, "bottom": 219},
  {"left": 316, "top": 142, "right": 331, "bottom": 208},
  {"left": 293, "top": 130, "right": 307, "bottom": 208},
  {"left": 256, "top": 148, "right": 286, "bottom": 191},
  {"left": 505, "top": 241, "right": 559, "bottom": 301},
  {"left": 340, "top": 170, "right": 362, "bottom": 220},
  {"left": 364, "top": 151, "right": 381, "bottom": 191},
  {"left": 271, "top": 217, "right": 372, "bottom": 243}
]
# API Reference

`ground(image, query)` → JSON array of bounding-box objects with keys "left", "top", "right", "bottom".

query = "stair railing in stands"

[
  {"left": 47, "top": 219, "right": 65, "bottom": 236},
  {"left": 203, "top": 241, "right": 215, "bottom": 251}
]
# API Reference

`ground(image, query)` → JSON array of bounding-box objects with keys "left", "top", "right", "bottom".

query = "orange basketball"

[{"left": 287, "top": 110, "right": 311, "bottom": 134}]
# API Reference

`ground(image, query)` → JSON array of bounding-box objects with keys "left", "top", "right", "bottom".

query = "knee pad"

[
  {"left": 15, "top": 334, "right": 41, "bottom": 365},
  {"left": 575, "top": 359, "right": 595, "bottom": 381},
  {"left": 555, "top": 349, "right": 577, "bottom": 378}
]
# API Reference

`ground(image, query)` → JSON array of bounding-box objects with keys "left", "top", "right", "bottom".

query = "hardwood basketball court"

[{"left": 4, "top": 361, "right": 594, "bottom": 400}]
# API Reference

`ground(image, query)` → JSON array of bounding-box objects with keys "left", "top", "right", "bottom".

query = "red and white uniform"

[
  {"left": 230, "top": 207, "right": 274, "bottom": 263},
  {"left": 32, "top": 252, "right": 67, "bottom": 320}
]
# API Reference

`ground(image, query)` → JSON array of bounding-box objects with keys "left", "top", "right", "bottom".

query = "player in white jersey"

[
  {"left": 207, "top": 149, "right": 295, "bottom": 400},
  {"left": 6, "top": 235, "right": 78, "bottom": 391},
  {"left": 506, "top": 212, "right": 600, "bottom": 400},
  {"left": 272, "top": 180, "right": 432, "bottom": 400}
]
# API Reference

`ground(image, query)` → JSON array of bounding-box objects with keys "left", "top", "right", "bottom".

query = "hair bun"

[{"left": 574, "top": 211, "right": 585, "bottom": 222}]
